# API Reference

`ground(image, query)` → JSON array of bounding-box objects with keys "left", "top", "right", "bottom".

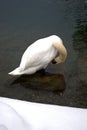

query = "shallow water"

[{"left": 0, "top": 0, "right": 87, "bottom": 108}]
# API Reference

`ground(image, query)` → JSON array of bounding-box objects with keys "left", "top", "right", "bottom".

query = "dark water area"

[{"left": 0, "top": 0, "right": 87, "bottom": 108}]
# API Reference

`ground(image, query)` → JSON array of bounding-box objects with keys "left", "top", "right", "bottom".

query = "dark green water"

[{"left": 0, "top": 0, "right": 87, "bottom": 108}]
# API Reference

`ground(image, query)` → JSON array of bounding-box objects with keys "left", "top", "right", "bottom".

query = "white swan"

[
  {"left": 0, "top": 97, "right": 87, "bottom": 130},
  {"left": 8, "top": 35, "right": 67, "bottom": 75}
]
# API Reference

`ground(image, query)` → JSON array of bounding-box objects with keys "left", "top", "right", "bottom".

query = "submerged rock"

[{"left": 11, "top": 71, "right": 66, "bottom": 92}]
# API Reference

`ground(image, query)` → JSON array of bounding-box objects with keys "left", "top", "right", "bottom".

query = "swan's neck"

[{"left": 53, "top": 39, "right": 67, "bottom": 64}]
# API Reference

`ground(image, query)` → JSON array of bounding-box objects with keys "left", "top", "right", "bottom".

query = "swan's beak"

[{"left": 51, "top": 59, "right": 57, "bottom": 64}]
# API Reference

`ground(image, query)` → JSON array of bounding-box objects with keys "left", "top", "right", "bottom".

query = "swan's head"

[{"left": 52, "top": 36, "right": 67, "bottom": 64}]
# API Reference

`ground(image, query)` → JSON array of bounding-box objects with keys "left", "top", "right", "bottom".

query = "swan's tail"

[{"left": 8, "top": 67, "right": 21, "bottom": 76}]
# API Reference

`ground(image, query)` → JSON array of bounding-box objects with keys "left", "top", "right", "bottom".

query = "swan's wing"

[
  {"left": 19, "top": 42, "right": 50, "bottom": 70},
  {"left": 21, "top": 52, "right": 43, "bottom": 68}
]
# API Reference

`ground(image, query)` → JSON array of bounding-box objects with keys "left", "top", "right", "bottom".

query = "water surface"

[{"left": 0, "top": 0, "right": 87, "bottom": 108}]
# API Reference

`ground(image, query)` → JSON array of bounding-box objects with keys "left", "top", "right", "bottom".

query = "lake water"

[{"left": 0, "top": 0, "right": 87, "bottom": 108}]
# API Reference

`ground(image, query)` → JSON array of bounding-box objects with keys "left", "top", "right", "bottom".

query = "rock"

[{"left": 11, "top": 71, "right": 66, "bottom": 92}]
